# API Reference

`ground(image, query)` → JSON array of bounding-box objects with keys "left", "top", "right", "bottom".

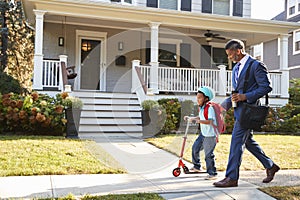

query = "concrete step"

[{"left": 74, "top": 91, "right": 142, "bottom": 135}]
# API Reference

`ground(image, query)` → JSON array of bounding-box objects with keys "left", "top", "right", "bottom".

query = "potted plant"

[
  {"left": 63, "top": 95, "right": 83, "bottom": 138},
  {"left": 141, "top": 100, "right": 165, "bottom": 138}
]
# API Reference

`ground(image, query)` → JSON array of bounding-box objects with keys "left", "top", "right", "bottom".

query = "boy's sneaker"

[
  {"left": 205, "top": 174, "right": 218, "bottom": 180},
  {"left": 189, "top": 167, "right": 203, "bottom": 173}
]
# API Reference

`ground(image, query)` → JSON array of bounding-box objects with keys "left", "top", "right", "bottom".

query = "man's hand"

[{"left": 232, "top": 93, "right": 247, "bottom": 102}]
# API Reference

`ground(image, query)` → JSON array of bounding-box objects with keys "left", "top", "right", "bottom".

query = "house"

[
  {"left": 258, "top": 0, "right": 300, "bottom": 80},
  {"left": 22, "top": 0, "right": 300, "bottom": 135}
]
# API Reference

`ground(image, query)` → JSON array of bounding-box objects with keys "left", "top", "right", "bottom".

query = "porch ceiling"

[{"left": 24, "top": 0, "right": 300, "bottom": 46}]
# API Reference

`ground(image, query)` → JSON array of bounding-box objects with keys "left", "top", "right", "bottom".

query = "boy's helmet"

[{"left": 197, "top": 86, "right": 215, "bottom": 101}]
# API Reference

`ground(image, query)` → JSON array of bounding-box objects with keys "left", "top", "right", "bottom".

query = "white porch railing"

[
  {"left": 132, "top": 63, "right": 282, "bottom": 97},
  {"left": 42, "top": 60, "right": 61, "bottom": 89}
]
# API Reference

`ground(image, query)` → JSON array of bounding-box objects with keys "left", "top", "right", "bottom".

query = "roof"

[{"left": 23, "top": 0, "right": 300, "bottom": 45}]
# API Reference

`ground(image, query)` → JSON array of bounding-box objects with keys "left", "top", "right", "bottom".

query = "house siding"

[
  {"left": 243, "top": 0, "right": 251, "bottom": 18},
  {"left": 263, "top": 40, "right": 280, "bottom": 71}
]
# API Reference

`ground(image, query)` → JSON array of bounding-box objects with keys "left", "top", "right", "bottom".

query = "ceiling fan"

[{"left": 204, "top": 30, "right": 226, "bottom": 42}]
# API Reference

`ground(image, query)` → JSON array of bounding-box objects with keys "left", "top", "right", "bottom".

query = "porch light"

[
  {"left": 118, "top": 42, "right": 124, "bottom": 51},
  {"left": 58, "top": 37, "right": 64, "bottom": 46},
  {"left": 81, "top": 41, "right": 92, "bottom": 52}
]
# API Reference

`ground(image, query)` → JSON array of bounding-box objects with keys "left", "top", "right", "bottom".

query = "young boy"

[{"left": 184, "top": 86, "right": 218, "bottom": 180}]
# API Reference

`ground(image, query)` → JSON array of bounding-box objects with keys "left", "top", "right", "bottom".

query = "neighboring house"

[
  {"left": 21, "top": 0, "right": 300, "bottom": 135},
  {"left": 258, "top": 0, "right": 300, "bottom": 80}
]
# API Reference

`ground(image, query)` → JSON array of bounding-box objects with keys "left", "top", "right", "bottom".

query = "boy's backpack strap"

[{"left": 203, "top": 103, "right": 210, "bottom": 120}]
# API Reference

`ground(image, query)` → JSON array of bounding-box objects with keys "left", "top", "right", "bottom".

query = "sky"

[{"left": 251, "top": 0, "right": 285, "bottom": 19}]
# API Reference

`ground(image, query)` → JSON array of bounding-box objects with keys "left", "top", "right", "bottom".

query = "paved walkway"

[{"left": 0, "top": 133, "right": 299, "bottom": 199}]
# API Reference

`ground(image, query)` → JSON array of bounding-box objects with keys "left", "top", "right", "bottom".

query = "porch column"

[
  {"left": 217, "top": 65, "right": 227, "bottom": 96},
  {"left": 32, "top": 10, "right": 46, "bottom": 90},
  {"left": 279, "top": 34, "right": 289, "bottom": 98},
  {"left": 149, "top": 22, "right": 161, "bottom": 94}
]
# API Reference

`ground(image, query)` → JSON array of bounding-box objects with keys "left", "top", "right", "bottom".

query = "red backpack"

[{"left": 203, "top": 102, "right": 226, "bottom": 137}]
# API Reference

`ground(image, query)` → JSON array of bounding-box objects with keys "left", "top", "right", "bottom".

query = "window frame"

[
  {"left": 110, "top": 0, "right": 135, "bottom": 5},
  {"left": 293, "top": 29, "right": 300, "bottom": 55},
  {"left": 287, "top": 0, "right": 300, "bottom": 19}
]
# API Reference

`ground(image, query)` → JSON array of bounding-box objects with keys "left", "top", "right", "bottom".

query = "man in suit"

[{"left": 213, "top": 39, "right": 280, "bottom": 187}]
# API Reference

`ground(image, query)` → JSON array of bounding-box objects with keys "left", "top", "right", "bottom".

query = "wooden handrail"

[{"left": 135, "top": 66, "right": 147, "bottom": 94}]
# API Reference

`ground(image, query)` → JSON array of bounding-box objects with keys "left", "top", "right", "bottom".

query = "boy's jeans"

[{"left": 192, "top": 133, "right": 217, "bottom": 175}]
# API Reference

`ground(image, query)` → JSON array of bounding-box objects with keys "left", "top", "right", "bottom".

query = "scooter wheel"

[{"left": 172, "top": 167, "right": 181, "bottom": 177}]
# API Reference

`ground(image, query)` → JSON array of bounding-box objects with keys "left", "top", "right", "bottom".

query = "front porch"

[{"left": 39, "top": 58, "right": 287, "bottom": 106}]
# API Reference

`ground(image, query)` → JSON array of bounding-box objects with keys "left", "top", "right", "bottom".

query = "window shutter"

[
  {"left": 180, "top": 43, "right": 191, "bottom": 67},
  {"left": 181, "top": 0, "right": 192, "bottom": 11},
  {"left": 146, "top": 40, "right": 150, "bottom": 64},
  {"left": 202, "top": 0, "right": 212, "bottom": 13},
  {"left": 233, "top": 0, "right": 243, "bottom": 16},
  {"left": 147, "top": 0, "right": 158, "bottom": 8},
  {"left": 201, "top": 45, "right": 212, "bottom": 68}
]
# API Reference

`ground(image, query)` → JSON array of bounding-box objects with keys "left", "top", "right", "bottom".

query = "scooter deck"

[{"left": 184, "top": 171, "right": 207, "bottom": 174}]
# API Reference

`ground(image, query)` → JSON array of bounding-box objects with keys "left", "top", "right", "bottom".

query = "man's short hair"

[{"left": 225, "top": 39, "right": 245, "bottom": 50}]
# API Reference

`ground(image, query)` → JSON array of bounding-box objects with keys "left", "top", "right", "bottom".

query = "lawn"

[
  {"left": 0, "top": 135, "right": 125, "bottom": 176},
  {"left": 0, "top": 134, "right": 299, "bottom": 200},
  {"left": 146, "top": 133, "right": 300, "bottom": 171}
]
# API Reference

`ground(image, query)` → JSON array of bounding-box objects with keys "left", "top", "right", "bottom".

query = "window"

[
  {"left": 147, "top": 0, "right": 191, "bottom": 11},
  {"left": 214, "top": 0, "right": 230, "bottom": 15},
  {"left": 294, "top": 30, "right": 300, "bottom": 54},
  {"left": 202, "top": 0, "right": 242, "bottom": 16},
  {"left": 289, "top": 6, "right": 295, "bottom": 15},
  {"left": 160, "top": 0, "right": 177, "bottom": 10},
  {"left": 111, "top": 0, "right": 132, "bottom": 4},
  {"left": 159, "top": 44, "right": 177, "bottom": 67},
  {"left": 287, "top": 0, "right": 300, "bottom": 18}
]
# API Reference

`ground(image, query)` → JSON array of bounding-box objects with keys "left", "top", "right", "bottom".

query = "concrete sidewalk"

[{"left": 0, "top": 133, "right": 296, "bottom": 199}]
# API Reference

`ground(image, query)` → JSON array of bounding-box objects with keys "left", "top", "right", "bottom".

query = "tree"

[
  {"left": 0, "top": 0, "right": 9, "bottom": 72},
  {"left": 1, "top": 0, "right": 34, "bottom": 90}
]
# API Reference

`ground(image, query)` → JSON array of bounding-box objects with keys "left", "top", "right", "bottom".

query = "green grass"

[
  {"left": 146, "top": 134, "right": 300, "bottom": 171},
  {"left": 0, "top": 135, "right": 125, "bottom": 176},
  {"left": 38, "top": 193, "right": 164, "bottom": 200},
  {"left": 1, "top": 134, "right": 299, "bottom": 200},
  {"left": 259, "top": 186, "right": 300, "bottom": 200}
]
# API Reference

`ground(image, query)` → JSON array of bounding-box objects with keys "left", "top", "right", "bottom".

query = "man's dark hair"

[{"left": 225, "top": 39, "right": 245, "bottom": 50}]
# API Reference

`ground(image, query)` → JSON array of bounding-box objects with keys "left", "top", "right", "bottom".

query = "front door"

[
  {"left": 75, "top": 31, "right": 107, "bottom": 91},
  {"left": 80, "top": 39, "right": 101, "bottom": 90}
]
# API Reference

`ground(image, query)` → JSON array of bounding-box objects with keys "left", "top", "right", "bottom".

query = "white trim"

[
  {"left": 277, "top": 37, "right": 281, "bottom": 56},
  {"left": 288, "top": 65, "right": 300, "bottom": 70},
  {"left": 75, "top": 30, "right": 107, "bottom": 91},
  {"left": 293, "top": 29, "right": 300, "bottom": 55},
  {"left": 287, "top": 0, "right": 300, "bottom": 19}
]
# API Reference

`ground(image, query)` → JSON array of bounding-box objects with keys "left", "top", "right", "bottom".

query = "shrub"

[
  {"left": 158, "top": 98, "right": 181, "bottom": 134},
  {"left": 0, "top": 92, "right": 67, "bottom": 135},
  {"left": 180, "top": 100, "right": 194, "bottom": 121},
  {"left": 141, "top": 100, "right": 159, "bottom": 111},
  {"left": 0, "top": 72, "right": 22, "bottom": 94},
  {"left": 289, "top": 79, "right": 300, "bottom": 105}
]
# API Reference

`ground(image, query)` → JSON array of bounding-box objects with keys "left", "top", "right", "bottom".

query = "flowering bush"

[{"left": 0, "top": 92, "right": 68, "bottom": 135}]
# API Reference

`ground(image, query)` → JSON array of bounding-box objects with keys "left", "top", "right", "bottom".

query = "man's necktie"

[{"left": 234, "top": 63, "right": 241, "bottom": 83}]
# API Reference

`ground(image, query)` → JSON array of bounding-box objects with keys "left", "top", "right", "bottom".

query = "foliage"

[
  {"left": 0, "top": 92, "right": 69, "bottom": 135},
  {"left": 3, "top": 0, "right": 34, "bottom": 90},
  {"left": 158, "top": 98, "right": 181, "bottom": 134},
  {"left": 289, "top": 78, "right": 300, "bottom": 105},
  {"left": 61, "top": 95, "right": 83, "bottom": 109},
  {"left": 0, "top": 71, "right": 22, "bottom": 94},
  {"left": 141, "top": 99, "right": 159, "bottom": 111},
  {"left": 224, "top": 107, "right": 234, "bottom": 133},
  {"left": 180, "top": 99, "right": 194, "bottom": 120}
]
